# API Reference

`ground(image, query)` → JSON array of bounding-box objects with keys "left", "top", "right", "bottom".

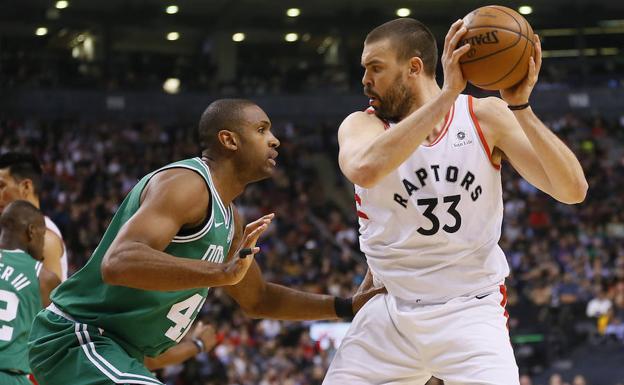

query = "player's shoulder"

[
  {"left": 470, "top": 96, "right": 509, "bottom": 119},
  {"left": 144, "top": 167, "right": 210, "bottom": 207},
  {"left": 140, "top": 167, "right": 211, "bottom": 225},
  {"left": 468, "top": 96, "right": 512, "bottom": 136},
  {"left": 44, "top": 216, "right": 64, "bottom": 240},
  {"left": 340, "top": 109, "right": 387, "bottom": 133}
]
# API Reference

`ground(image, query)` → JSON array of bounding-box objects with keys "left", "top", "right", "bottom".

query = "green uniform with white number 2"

[
  {"left": 28, "top": 158, "right": 234, "bottom": 385},
  {"left": 0, "top": 249, "right": 42, "bottom": 385}
]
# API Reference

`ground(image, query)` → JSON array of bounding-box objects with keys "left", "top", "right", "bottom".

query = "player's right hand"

[
  {"left": 441, "top": 19, "right": 471, "bottom": 96},
  {"left": 223, "top": 213, "right": 274, "bottom": 285}
]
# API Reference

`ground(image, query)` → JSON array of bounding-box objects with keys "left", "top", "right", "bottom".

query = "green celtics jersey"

[
  {"left": 51, "top": 157, "right": 235, "bottom": 358},
  {"left": 0, "top": 249, "right": 42, "bottom": 374}
]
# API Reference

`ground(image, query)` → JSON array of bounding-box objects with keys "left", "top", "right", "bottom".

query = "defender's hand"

[
  {"left": 351, "top": 284, "right": 386, "bottom": 315},
  {"left": 441, "top": 19, "right": 471, "bottom": 96},
  {"left": 190, "top": 321, "right": 217, "bottom": 352},
  {"left": 223, "top": 213, "right": 274, "bottom": 285},
  {"left": 500, "top": 34, "right": 542, "bottom": 105}
]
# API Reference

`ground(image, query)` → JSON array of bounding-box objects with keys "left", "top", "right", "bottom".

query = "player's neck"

[
  {"left": 408, "top": 80, "right": 443, "bottom": 115},
  {"left": 24, "top": 195, "right": 40, "bottom": 209},
  {"left": 412, "top": 81, "right": 448, "bottom": 145},
  {"left": 0, "top": 234, "right": 26, "bottom": 252},
  {"left": 201, "top": 157, "right": 244, "bottom": 205}
]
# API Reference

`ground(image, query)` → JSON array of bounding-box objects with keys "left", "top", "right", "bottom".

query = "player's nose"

[
  {"left": 269, "top": 132, "right": 280, "bottom": 148},
  {"left": 362, "top": 70, "right": 372, "bottom": 87}
]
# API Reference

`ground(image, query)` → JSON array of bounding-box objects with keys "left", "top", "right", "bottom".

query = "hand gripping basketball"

[
  {"left": 441, "top": 19, "right": 471, "bottom": 96},
  {"left": 500, "top": 34, "right": 542, "bottom": 106}
]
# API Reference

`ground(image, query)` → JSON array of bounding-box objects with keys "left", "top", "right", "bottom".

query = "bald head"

[{"left": 0, "top": 200, "right": 46, "bottom": 259}]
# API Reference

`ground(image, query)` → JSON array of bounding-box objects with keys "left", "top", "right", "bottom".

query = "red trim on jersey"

[
  {"left": 468, "top": 96, "right": 501, "bottom": 170},
  {"left": 354, "top": 193, "right": 369, "bottom": 219},
  {"left": 423, "top": 103, "right": 455, "bottom": 147},
  {"left": 29, "top": 374, "right": 39, "bottom": 385},
  {"left": 499, "top": 284, "right": 510, "bottom": 329}
]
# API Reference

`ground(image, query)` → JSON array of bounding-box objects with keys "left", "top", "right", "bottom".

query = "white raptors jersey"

[
  {"left": 45, "top": 216, "right": 68, "bottom": 281},
  {"left": 354, "top": 94, "right": 508, "bottom": 302}
]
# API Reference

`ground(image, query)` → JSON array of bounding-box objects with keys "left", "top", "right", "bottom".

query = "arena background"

[{"left": 2, "top": 0, "right": 624, "bottom": 384}]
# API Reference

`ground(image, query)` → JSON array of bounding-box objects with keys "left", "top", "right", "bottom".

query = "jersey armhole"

[
  {"left": 141, "top": 165, "right": 214, "bottom": 242},
  {"left": 468, "top": 96, "right": 502, "bottom": 171}
]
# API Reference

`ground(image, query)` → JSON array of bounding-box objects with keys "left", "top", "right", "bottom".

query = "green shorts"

[
  {"left": 0, "top": 371, "right": 31, "bottom": 385},
  {"left": 28, "top": 308, "right": 163, "bottom": 385}
]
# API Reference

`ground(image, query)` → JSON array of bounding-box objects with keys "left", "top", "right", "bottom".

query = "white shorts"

[{"left": 323, "top": 284, "right": 519, "bottom": 385}]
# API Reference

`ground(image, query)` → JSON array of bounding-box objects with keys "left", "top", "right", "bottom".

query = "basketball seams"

[
  {"left": 478, "top": 27, "right": 533, "bottom": 87},
  {"left": 460, "top": 5, "right": 535, "bottom": 89},
  {"left": 459, "top": 28, "right": 521, "bottom": 65},
  {"left": 460, "top": 4, "right": 530, "bottom": 64},
  {"left": 478, "top": 15, "right": 534, "bottom": 87},
  {"left": 462, "top": 25, "right": 533, "bottom": 41}
]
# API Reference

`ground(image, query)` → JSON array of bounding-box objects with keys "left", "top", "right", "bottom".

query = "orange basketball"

[{"left": 459, "top": 5, "right": 535, "bottom": 90}]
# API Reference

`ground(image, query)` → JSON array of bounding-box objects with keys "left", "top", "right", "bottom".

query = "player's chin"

[
  {"left": 264, "top": 164, "right": 277, "bottom": 176},
  {"left": 253, "top": 164, "right": 275, "bottom": 180}
]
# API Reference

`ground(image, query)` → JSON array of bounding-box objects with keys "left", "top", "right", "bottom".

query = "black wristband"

[
  {"left": 334, "top": 297, "right": 354, "bottom": 319},
  {"left": 238, "top": 248, "right": 252, "bottom": 258},
  {"left": 507, "top": 102, "right": 530, "bottom": 111},
  {"left": 192, "top": 337, "right": 205, "bottom": 353}
]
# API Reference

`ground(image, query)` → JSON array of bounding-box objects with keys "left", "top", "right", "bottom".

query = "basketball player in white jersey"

[
  {"left": 0, "top": 153, "right": 68, "bottom": 281},
  {"left": 323, "top": 18, "right": 587, "bottom": 385}
]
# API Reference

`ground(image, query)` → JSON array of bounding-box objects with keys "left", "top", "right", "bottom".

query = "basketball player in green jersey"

[
  {"left": 0, "top": 200, "right": 60, "bottom": 384},
  {"left": 29, "top": 99, "right": 385, "bottom": 385}
]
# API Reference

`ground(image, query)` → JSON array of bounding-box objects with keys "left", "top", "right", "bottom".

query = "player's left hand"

[
  {"left": 189, "top": 321, "right": 218, "bottom": 352},
  {"left": 500, "top": 33, "right": 542, "bottom": 105},
  {"left": 351, "top": 284, "right": 386, "bottom": 315}
]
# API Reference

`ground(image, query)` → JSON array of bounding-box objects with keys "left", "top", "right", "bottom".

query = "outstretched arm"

[
  {"left": 224, "top": 210, "right": 384, "bottom": 320},
  {"left": 101, "top": 168, "right": 269, "bottom": 291}
]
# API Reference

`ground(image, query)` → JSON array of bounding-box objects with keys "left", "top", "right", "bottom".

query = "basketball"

[{"left": 459, "top": 5, "right": 535, "bottom": 90}]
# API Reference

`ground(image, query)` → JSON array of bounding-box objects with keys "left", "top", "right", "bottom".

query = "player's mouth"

[
  {"left": 268, "top": 150, "right": 278, "bottom": 166},
  {"left": 365, "top": 91, "right": 381, "bottom": 108}
]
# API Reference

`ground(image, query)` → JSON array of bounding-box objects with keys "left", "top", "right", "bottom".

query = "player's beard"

[{"left": 373, "top": 77, "right": 415, "bottom": 122}]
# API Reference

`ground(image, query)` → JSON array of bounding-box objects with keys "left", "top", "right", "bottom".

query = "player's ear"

[
  {"left": 218, "top": 130, "right": 239, "bottom": 151},
  {"left": 408, "top": 57, "right": 423, "bottom": 77},
  {"left": 26, "top": 223, "right": 36, "bottom": 243},
  {"left": 18, "top": 178, "right": 34, "bottom": 199}
]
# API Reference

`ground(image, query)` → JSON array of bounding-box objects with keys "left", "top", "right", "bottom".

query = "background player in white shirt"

[
  {"left": 323, "top": 18, "right": 587, "bottom": 385},
  {"left": 0, "top": 153, "right": 68, "bottom": 281}
]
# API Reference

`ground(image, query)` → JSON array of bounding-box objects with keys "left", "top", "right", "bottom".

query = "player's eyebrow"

[{"left": 362, "top": 59, "right": 384, "bottom": 67}]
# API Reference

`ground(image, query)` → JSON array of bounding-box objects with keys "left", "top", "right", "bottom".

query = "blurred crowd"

[
  {"left": 3, "top": 42, "right": 624, "bottom": 94},
  {"left": 1, "top": 108, "right": 623, "bottom": 385}
]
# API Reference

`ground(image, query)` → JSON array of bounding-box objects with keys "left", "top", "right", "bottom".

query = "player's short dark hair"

[
  {"left": 0, "top": 200, "right": 44, "bottom": 233},
  {"left": 365, "top": 18, "right": 438, "bottom": 77},
  {"left": 0, "top": 152, "right": 43, "bottom": 196},
  {"left": 198, "top": 99, "right": 258, "bottom": 156}
]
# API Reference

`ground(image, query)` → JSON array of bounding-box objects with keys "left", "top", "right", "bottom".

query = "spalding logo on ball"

[{"left": 459, "top": 5, "right": 535, "bottom": 90}]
